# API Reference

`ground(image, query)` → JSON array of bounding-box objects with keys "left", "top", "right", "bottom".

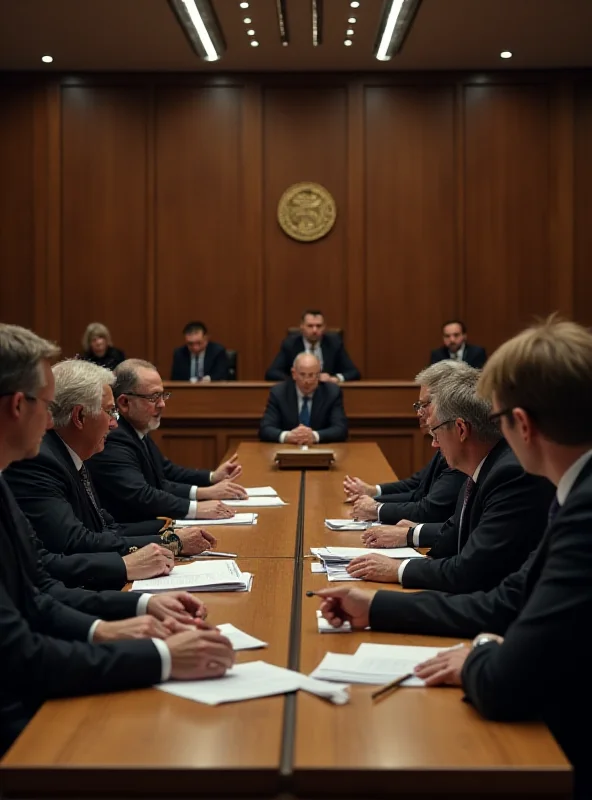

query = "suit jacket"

[
  {"left": 430, "top": 343, "right": 487, "bottom": 369},
  {"left": 259, "top": 380, "right": 348, "bottom": 443},
  {"left": 170, "top": 342, "right": 229, "bottom": 381},
  {"left": 4, "top": 431, "right": 163, "bottom": 557},
  {"left": 399, "top": 440, "right": 554, "bottom": 593},
  {"left": 82, "top": 346, "right": 126, "bottom": 371},
  {"left": 377, "top": 452, "right": 466, "bottom": 528},
  {"left": 265, "top": 333, "right": 361, "bottom": 382},
  {"left": 0, "top": 477, "right": 161, "bottom": 756},
  {"left": 88, "top": 417, "right": 212, "bottom": 522},
  {"left": 369, "top": 456, "right": 592, "bottom": 794}
]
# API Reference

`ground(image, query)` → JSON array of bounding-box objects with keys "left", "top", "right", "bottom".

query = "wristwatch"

[
  {"left": 406, "top": 526, "right": 416, "bottom": 547},
  {"left": 160, "top": 527, "right": 183, "bottom": 556},
  {"left": 472, "top": 634, "right": 497, "bottom": 649}
]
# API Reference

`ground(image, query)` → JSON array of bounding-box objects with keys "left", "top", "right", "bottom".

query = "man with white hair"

[
  {"left": 343, "top": 361, "right": 468, "bottom": 536},
  {"left": 6, "top": 360, "right": 217, "bottom": 565},
  {"left": 0, "top": 324, "right": 235, "bottom": 756},
  {"left": 88, "top": 359, "right": 246, "bottom": 523}
]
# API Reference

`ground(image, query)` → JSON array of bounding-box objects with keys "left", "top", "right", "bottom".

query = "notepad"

[
  {"left": 316, "top": 609, "right": 352, "bottom": 633},
  {"left": 223, "top": 497, "right": 287, "bottom": 508},
  {"left": 156, "top": 661, "right": 349, "bottom": 706},
  {"left": 130, "top": 560, "right": 253, "bottom": 593},
  {"left": 245, "top": 486, "right": 278, "bottom": 497},
  {"left": 215, "top": 623, "right": 267, "bottom": 651},
  {"left": 173, "top": 513, "right": 258, "bottom": 526}
]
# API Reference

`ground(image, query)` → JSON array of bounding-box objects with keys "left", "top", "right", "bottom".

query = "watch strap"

[{"left": 406, "top": 526, "right": 415, "bottom": 547}]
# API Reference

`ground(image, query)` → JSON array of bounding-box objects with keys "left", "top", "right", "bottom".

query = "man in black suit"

[
  {"left": 430, "top": 319, "right": 487, "bottom": 368},
  {"left": 317, "top": 317, "right": 592, "bottom": 798},
  {"left": 0, "top": 324, "right": 235, "bottom": 755},
  {"left": 344, "top": 361, "right": 469, "bottom": 532},
  {"left": 170, "top": 321, "right": 229, "bottom": 382},
  {"left": 265, "top": 309, "right": 360, "bottom": 382},
  {"left": 6, "top": 360, "right": 220, "bottom": 575},
  {"left": 88, "top": 359, "right": 246, "bottom": 523},
  {"left": 345, "top": 368, "right": 553, "bottom": 591},
  {"left": 259, "top": 353, "right": 348, "bottom": 444}
]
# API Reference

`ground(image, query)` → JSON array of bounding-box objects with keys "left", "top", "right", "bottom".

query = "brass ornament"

[{"left": 277, "top": 182, "right": 337, "bottom": 242}]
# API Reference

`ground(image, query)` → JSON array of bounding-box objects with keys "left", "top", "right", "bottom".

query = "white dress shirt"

[
  {"left": 189, "top": 351, "right": 209, "bottom": 383},
  {"left": 303, "top": 339, "right": 344, "bottom": 381},
  {"left": 448, "top": 343, "right": 466, "bottom": 362},
  {"left": 279, "top": 387, "right": 320, "bottom": 443},
  {"left": 556, "top": 449, "right": 592, "bottom": 505},
  {"left": 397, "top": 456, "right": 487, "bottom": 584}
]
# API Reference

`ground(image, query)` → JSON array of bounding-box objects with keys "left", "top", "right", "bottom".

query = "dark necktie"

[
  {"left": 79, "top": 463, "right": 107, "bottom": 530},
  {"left": 300, "top": 396, "right": 311, "bottom": 426},
  {"left": 547, "top": 495, "right": 560, "bottom": 525},
  {"left": 457, "top": 477, "right": 476, "bottom": 552}
]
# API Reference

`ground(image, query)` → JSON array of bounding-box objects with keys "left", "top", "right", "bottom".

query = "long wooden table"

[{"left": 0, "top": 443, "right": 571, "bottom": 798}]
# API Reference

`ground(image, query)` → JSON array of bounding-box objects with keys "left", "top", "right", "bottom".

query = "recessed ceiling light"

[
  {"left": 239, "top": 1, "right": 249, "bottom": 8},
  {"left": 282, "top": 41, "right": 289, "bottom": 47},
  {"left": 346, "top": 29, "right": 354, "bottom": 35},
  {"left": 348, "top": 17, "right": 357, "bottom": 23},
  {"left": 500, "top": 50, "right": 513, "bottom": 59},
  {"left": 250, "top": 40, "right": 259, "bottom": 47},
  {"left": 243, "top": 17, "right": 251, "bottom": 23},
  {"left": 41, "top": 55, "right": 53, "bottom": 63},
  {"left": 350, "top": 1, "right": 360, "bottom": 7},
  {"left": 344, "top": 39, "right": 353, "bottom": 46},
  {"left": 247, "top": 29, "right": 255, "bottom": 35}
]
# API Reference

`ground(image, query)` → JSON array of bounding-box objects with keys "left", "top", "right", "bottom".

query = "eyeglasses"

[
  {"left": 488, "top": 408, "right": 513, "bottom": 426},
  {"left": 0, "top": 392, "right": 51, "bottom": 408},
  {"left": 412, "top": 399, "right": 431, "bottom": 414},
  {"left": 103, "top": 407, "right": 119, "bottom": 420},
  {"left": 124, "top": 392, "right": 171, "bottom": 404},
  {"left": 429, "top": 418, "right": 458, "bottom": 442}
]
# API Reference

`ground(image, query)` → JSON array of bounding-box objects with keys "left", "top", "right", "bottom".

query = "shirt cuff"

[
  {"left": 312, "top": 431, "right": 320, "bottom": 443},
  {"left": 413, "top": 523, "right": 423, "bottom": 546},
  {"left": 279, "top": 431, "right": 289, "bottom": 443},
  {"left": 375, "top": 485, "right": 382, "bottom": 497},
  {"left": 136, "top": 594, "right": 152, "bottom": 615},
  {"left": 189, "top": 485, "right": 197, "bottom": 501},
  {"left": 186, "top": 500, "right": 199, "bottom": 519},
  {"left": 88, "top": 619, "right": 102, "bottom": 643},
  {"left": 152, "top": 638, "right": 172, "bottom": 681},
  {"left": 209, "top": 471, "right": 215, "bottom": 483},
  {"left": 376, "top": 503, "right": 384, "bottom": 522},
  {"left": 336, "top": 373, "right": 345, "bottom": 382},
  {"left": 398, "top": 559, "right": 411, "bottom": 584}
]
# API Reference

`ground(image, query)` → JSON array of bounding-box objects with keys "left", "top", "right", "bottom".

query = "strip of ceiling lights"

[
  {"left": 275, "top": 0, "right": 289, "bottom": 46},
  {"left": 374, "top": 0, "right": 422, "bottom": 61},
  {"left": 169, "top": 0, "right": 225, "bottom": 61},
  {"left": 312, "top": 0, "right": 323, "bottom": 47}
]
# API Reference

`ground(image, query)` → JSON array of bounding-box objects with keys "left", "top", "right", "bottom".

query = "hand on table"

[
  {"left": 196, "top": 501, "right": 234, "bottom": 520},
  {"left": 285, "top": 425, "right": 316, "bottom": 445},
  {"left": 361, "top": 524, "right": 409, "bottom": 548},
  {"left": 343, "top": 475, "right": 375, "bottom": 499},
  {"left": 314, "top": 586, "right": 377, "bottom": 629},
  {"left": 346, "top": 554, "right": 402, "bottom": 583},
  {"left": 198, "top": 480, "right": 248, "bottom": 500},
  {"left": 414, "top": 645, "right": 471, "bottom": 686},
  {"left": 147, "top": 591, "right": 207, "bottom": 623},
  {"left": 123, "top": 543, "right": 174, "bottom": 580},
  {"left": 167, "top": 628, "right": 236, "bottom": 680},
  {"left": 178, "top": 526, "right": 218, "bottom": 554},
  {"left": 351, "top": 496, "right": 379, "bottom": 521}
]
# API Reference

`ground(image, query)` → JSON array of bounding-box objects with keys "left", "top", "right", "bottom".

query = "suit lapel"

[
  {"left": 45, "top": 431, "right": 104, "bottom": 529},
  {"left": 310, "top": 385, "right": 325, "bottom": 429},
  {"left": 286, "top": 382, "right": 300, "bottom": 428},
  {"left": 118, "top": 418, "right": 162, "bottom": 487}
]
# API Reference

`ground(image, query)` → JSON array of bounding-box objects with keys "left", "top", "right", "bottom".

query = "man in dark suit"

[
  {"left": 345, "top": 361, "right": 469, "bottom": 532},
  {"left": 88, "top": 359, "right": 246, "bottom": 523},
  {"left": 265, "top": 309, "right": 361, "bottom": 382},
  {"left": 346, "top": 369, "right": 553, "bottom": 591},
  {"left": 6, "top": 360, "right": 219, "bottom": 562},
  {"left": 170, "top": 321, "right": 229, "bottom": 382},
  {"left": 0, "top": 324, "right": 235, "bottom": 755},
  {"left": 259, "top": 353, "right": 348, "bottom": 444},
  {"left": 430, "top": 319, "right": 487, "bottom": 368},
  {"left": 317, "top": 317, "right": 592, "bottom": 798}
]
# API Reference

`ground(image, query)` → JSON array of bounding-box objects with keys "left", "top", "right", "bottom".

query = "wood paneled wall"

[{"left": 1, "top": 72, "right": 591, "bottom": 379}]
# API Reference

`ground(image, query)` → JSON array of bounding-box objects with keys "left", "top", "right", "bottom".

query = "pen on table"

[{"left": 371, "top": 673, "right": 414, "bottom": 701}]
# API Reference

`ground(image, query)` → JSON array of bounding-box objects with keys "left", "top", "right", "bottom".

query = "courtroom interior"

[{"left": 0, "top": 1, "right": 591, "bottom": 798}]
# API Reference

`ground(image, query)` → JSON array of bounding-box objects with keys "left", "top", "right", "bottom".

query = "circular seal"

[{"left": 277, "top": 182, "right": 337, "bottom": 242}]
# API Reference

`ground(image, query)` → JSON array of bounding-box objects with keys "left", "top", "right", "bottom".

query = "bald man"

[{"left": 259, "top": 353, "right": 348, "bottom": 444}]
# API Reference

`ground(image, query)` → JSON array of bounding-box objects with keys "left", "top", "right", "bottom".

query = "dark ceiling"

[{"left": 0, "top": 0, "right": 591, "bottom": 72}]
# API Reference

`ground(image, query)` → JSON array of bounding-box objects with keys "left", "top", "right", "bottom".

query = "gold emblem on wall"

[{"left": 277, "top": 182, "right": 337, "bottom": 242}]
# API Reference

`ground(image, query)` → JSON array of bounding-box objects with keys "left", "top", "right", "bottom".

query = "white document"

[
  {"left": 215, "top": 623, "right": 267, "bottom": 651},
  {"left": 311, "top": 562, "right": 326, "bottom": 573},
  {"left": 173, "top": 513, "right": 258, "bottom": 526},
  {"left": 325, "top": 519, "right": 370, "bottom": 531},
  {"left": 245, "top": 486, "right": 278, "bottom": 497},
  {"left": 223, "top": 497, "right": 287, "bottom": 508},
  {"left": 316, "top": 609, "right": 352, "bottom": 633},
  {"left": 311, "top": 546, "right": 424, "bottom": 562},
  {"left": 195, "top": 551, "right": 238, "bottom": 558},
  {"left": 130, "top": 560, "right": 252, "bottom": 593},
  {"left": 156, "top": 661, "right": 349, "bottom": 706},
  {"left": 326, "top": 564, "right": 359, "bottom": 582}
]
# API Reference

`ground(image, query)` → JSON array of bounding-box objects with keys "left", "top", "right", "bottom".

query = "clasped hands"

[{"left": 285, "top": 424, "right": 317, "bottom": 445}]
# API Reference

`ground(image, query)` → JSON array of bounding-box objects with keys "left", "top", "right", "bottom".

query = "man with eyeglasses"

[
  {"left": 6, "top": 360, "right": 218, "bottom": 581},
  {"left": 343, "top": 362, "right": 467, "bottom": 535},
  {"left": 88, "top": 359, "right": 246, "bottom": 524},
  {"left": 345, "top": 367, "right": 553, "bottom": 590}
]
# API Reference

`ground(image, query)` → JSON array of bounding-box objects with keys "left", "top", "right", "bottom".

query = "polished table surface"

[{"left": 0, "top": 443, "right": 571, "bottom": 798}]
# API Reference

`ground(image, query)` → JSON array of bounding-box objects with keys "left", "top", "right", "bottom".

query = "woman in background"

[{"left": 80, "top": 322, "right": 125, "bottom": 370}]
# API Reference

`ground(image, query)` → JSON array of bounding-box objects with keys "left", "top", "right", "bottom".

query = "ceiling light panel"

[
  {"left": 169, "top": 0, "right": 225, "bottom": 61},
  {"left": 374, "top": 0, "right": 422, "bottom": 61}
]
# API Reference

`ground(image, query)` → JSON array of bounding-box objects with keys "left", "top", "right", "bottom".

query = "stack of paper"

[
  {"left": 324, "top": 519, "right": 373, "bottom": 531},
  {"left": 224, "top": 496, "right": 287, "bottom": 508},
  {"left": 316, "top": 609, "right": 352, "bottom": 633},
  {"left": 130, "top": 560, "right": 253, "bottom": 593},
  {"left": 157, "top": 661, "right": 350, "bottom": 706},
  {"left": 311, "top": 546, "right": 425, "bottom": 562},
  {"left": 310, "top": 643, "right": 462, "bottom": 686},
  {"left": 245, "top": 486, "right": 278, "bottom": 497},
  {"left": 173, "top": 513, "right": 258, "bottom": 526}
]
